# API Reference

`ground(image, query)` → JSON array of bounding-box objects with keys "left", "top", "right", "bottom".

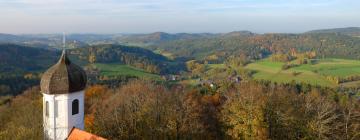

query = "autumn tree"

[
  {"left": 186, "top": 60, "right": 206, "bottom": 77},
  {"left": 221, "top": 82, "right": 268, "bottom": 139},
  {"left": 337, "top": 94, "right": 360, "bottom": 140},
  {"left": 0, "top": 87, "right": 43, "bottom": 139},
  {"left": 304, "top": 89, "right": 339, "bottom": 139},
  {"left": 89, "top": 53, "right": 96, "bottom": 64}
]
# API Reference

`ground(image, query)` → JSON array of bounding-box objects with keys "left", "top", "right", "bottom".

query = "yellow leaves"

[
  {"left": 206, "top": 54, "right": 219, "bottom": 61},
  {"left": 186, "top": 60, "right": 205, "bottom": 75},
  {"left": 145, "top": 64, "right": 160, "bottom": 74},
  {"left": 201, "top": 93, "right": 221, "bottom": 106},
  {"left": 0, "top": 87, "right": 43, "bottom": 139},
  {"left": 166, "top": 119, "right": 177, "bottom": 130},
  {"left": 85, "top": 85, "right": 107, "bottom": 99},
  {"left": 84, "top": 85, "right": 111, "bottom": 116},
  {"left": 88, "top": 53, "right": 96, "bottom": 64},
  {"left": 85, "top": 114, "right": 95, "bottom": 130},
  {"left": 35, "top": 98, "right": 43, "bottom": 108},
  {"left": 23, "top": 73, "right": 36, "bottom": 79},
  {"left": 220, "top": 83, "right": 269, "bottom": 139},
  {"left": 270, "top": 53, "right": 293, "bottom": 62}
]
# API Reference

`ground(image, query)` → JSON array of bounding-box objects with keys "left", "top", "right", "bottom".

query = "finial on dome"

[
  {"left": 59, "top": 49, "right": 68, "bottom": 64},
  {"left": 40, "top": 32, "right": 87, "bottom": 95},
  {"left": 63, "top": 32, "right": 66, "bottom": 50},
  {"left": 60, "top": 32, "right": 67, "bottom": 64}
]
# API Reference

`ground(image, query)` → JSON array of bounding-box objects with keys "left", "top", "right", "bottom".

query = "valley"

[
  {"left": 1, "top": 27, "right": 360, "bottom": 140},
  {"left": 2, "top": 28, "right": 360, "bottom": 96}
]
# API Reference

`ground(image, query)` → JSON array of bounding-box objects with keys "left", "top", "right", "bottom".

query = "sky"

[{"left": 0, "top": 0, "right": 359, "bottom": 34}]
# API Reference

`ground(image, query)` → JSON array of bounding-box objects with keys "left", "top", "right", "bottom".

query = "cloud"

[
  {"left": 0, "top": 0, "right": 348, "bottom": 15},
  {"left": 0, "top": 0, "right": 359, "bottom": 33}
]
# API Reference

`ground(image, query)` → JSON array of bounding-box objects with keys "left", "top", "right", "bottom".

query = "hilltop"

[
  {"left": 307, "top": 27, "right": 360, "bottom": 36},
  {"left": 149, "top": 31, "right": 360, "bottom": 61},
  {"left": 0, "top": 44, "right": 58, "bottom": 75}
]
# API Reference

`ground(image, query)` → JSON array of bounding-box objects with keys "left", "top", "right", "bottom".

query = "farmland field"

[
  {"left": 245, "top": 59, "right": 360, "bottom": 87},
  {"left": 94, "top": 63, "right": 161, "bottom": 80}
]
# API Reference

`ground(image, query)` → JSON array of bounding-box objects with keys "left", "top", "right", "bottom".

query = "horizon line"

[{"left": 0, "top": 26, "right": 359, "bottom": 35}]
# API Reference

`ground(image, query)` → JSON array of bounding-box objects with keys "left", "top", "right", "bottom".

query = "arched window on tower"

[
  {"left": 72, "top": 99, "right": 79, "bottom": 115},
  {"left": 45, "top": 101, "right": 49, "bottom": 117}
]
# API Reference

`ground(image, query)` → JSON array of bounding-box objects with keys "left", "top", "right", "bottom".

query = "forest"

[
  {"left": 0, "top": 79, "right": 359, "bottom": 139},
  {"left": 148, "top": 33, "right": 360, "bottom": 62}
]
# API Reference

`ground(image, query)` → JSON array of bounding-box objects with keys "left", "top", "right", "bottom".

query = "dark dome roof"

[{"left": 41, "top": 50, "right": 87, "bottom": 94}]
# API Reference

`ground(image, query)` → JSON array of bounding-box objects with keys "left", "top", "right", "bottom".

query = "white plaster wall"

[{"left": 43, "top": 90, "right": 84, "bottom": 140}]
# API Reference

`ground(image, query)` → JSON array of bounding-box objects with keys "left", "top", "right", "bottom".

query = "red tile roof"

[{"left": 67, "top": 128, "right": 106, "bottom": 140}]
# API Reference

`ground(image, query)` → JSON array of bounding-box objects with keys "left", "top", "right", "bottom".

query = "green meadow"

[
  {"left": 245, "top": 59, "right": 360, "bottom": 87},
  {"left": 95, "top": 58, "right": 360, "bottom": 87},
  {"left": 94, "top": 63, "right": 161, "bottom": 80}
]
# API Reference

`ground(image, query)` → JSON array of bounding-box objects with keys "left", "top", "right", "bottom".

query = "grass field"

[
  {"left": 245, "top": 59, "right": 360, "bottom": 87},
  {"left": 153, "top": 49, "right": 175, "bottom": 59},
  {"left": 94, "top": 63, "right": 161, "bottom": 80}
]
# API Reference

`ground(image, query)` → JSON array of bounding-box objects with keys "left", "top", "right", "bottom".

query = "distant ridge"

[
  {"left": 117, "top": 32, "right": 218, "bottom": 45},
  {"left": 222, "top": 31, "right": 256, "bottom": 37},
  {"left": 0, "top": 33, "right": 27, "bottom": 42},
  {"left": 306, "top": 27, "right": 360, "bottom": 36},
  {"left": 0, "top": 34, "right": 88, "bottom": 49},
  {"left": 0, "top": 27, "right": 359, "bottom": 49},
  {"left": 117, "top": 31, "right": 258, "bottom": 45}
]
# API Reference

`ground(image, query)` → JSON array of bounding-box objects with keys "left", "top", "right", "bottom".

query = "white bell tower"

[
  {"left": 42, "top": 91, "right": 85, "bottom": 140},
  {"left": 40, "top": 34, "right": 87, "bottom": 140}
]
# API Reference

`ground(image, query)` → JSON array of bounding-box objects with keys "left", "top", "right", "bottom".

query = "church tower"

[{"left": 40, "top": 40, "right": 87, "bottom": 139}]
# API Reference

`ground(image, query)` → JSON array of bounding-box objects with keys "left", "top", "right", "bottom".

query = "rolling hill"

[
  {"left": 0, "top": 43, "right": 185, "bottom": 76},
  {"left": 69, "top": 44, "right": 185, "bottom": 74},
  {"left": 148, "top": 32, "right": 360, "bottom": 61},
  {"left": 306, "top": 27, "right": 360, "bottom": 36},
  {"left": 2, "top": 27, "right": 359, "bottom": 61},
  {"left": 0, "top": 43, "right": 183, "bottom": 95},
  {"left": 114, "top": 32, "right": 218, "bottom": 46},
  {"left": 0, "top": 44, "right": 59, "bottom": 75}
]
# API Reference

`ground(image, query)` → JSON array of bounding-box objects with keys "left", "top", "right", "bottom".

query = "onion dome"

[{"left": 40, "top": 50, "right": 87, "bottom": 94}]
